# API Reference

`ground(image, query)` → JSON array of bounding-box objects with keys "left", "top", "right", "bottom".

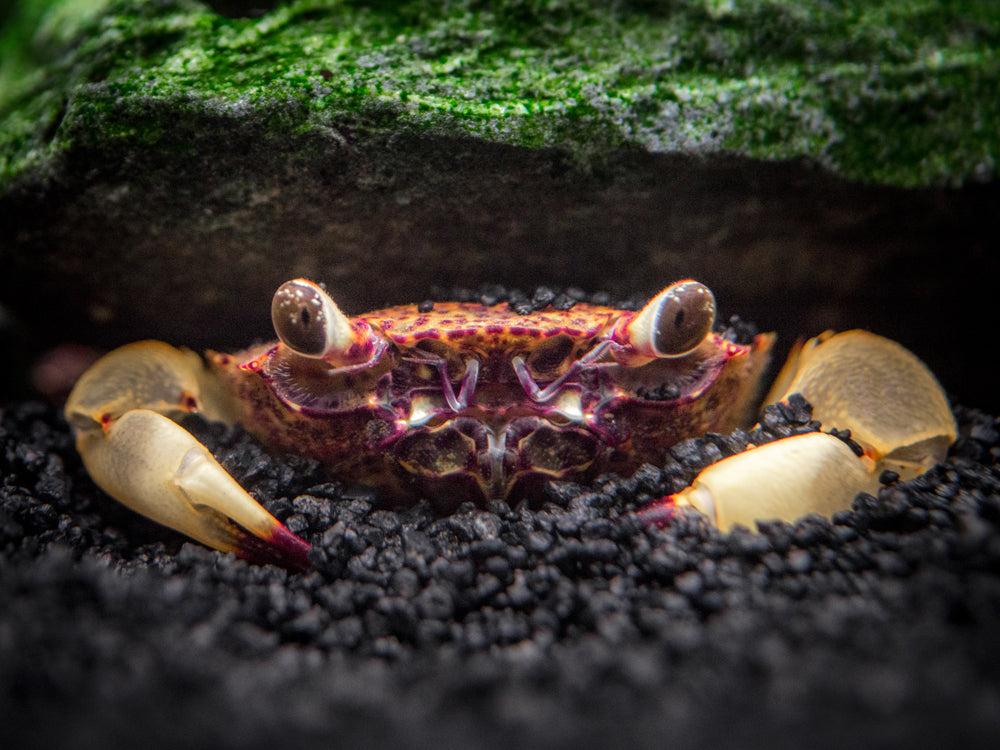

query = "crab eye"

[
  {"left": 627, "top": 280, "right": 716, "bottom": 358},
  {"left": 271, "top": 279, "right": 354, "bottom": 358}
]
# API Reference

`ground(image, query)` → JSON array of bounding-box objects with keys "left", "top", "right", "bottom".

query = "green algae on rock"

[
  {"left": 0, "top": 1, "right": 998, "bottom": 412},
  {"left": 1, "top": 0, "right": 998, "bottom": 189}
]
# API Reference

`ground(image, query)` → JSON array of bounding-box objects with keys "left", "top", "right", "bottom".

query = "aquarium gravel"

[{"left": 2, "top": 398, "right": 999, "bottom": 749}]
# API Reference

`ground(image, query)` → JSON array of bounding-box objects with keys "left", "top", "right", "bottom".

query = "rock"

[{"left": 0, "top": 1, "right": 997, "bottom": 407}]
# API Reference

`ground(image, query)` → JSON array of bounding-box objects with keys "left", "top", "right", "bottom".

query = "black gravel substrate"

[{"left": 2, "top": 398, "right": 999, "bottom": 749}]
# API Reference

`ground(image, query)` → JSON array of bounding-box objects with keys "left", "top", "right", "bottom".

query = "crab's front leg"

[
  {"left": 642, "top": 330, "right": 958, "bottom": 531},
  {"left": 65, "top": 341, "right": 311, "bottom": 570}
]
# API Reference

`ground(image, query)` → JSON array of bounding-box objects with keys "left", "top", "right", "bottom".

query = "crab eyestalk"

[
  {"left": 616, "top": 280, "right": 717, "bottom": 364},
  {"left": 271, "top": 279, "right": 377, "bottom": 367}
]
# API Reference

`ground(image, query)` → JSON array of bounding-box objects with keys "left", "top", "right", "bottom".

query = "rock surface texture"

[{"left": 0, "top": 0, "right": 998, "bottom": 405}]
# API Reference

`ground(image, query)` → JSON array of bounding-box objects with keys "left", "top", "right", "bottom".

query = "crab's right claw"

[
  {"left": 74, "top": 409, "right": 310, "bottom": 570},
  {"left": 643, "top": 330, "right": 957, "bottom": 531},
  {"left": 65, "top": 341, "right": 310, "bottom": 570}
]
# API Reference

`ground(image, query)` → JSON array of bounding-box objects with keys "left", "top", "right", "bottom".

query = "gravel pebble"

[{"left": 1, "top": 400, "right": 999, "bottom": 749}]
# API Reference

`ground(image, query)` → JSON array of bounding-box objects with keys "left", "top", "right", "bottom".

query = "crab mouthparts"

[{"left": 392, "top": 413, "right": 604, "bottom": 507}]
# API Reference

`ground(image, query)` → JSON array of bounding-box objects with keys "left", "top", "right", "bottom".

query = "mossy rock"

[{"left": 0, "top": 0, "right": 998, "bottom": 406}]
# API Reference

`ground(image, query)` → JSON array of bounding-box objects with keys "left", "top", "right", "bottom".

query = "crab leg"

[
  {"left": 642, "top": 330, "right": 957, "bottom": 531},
  {"left": 511, "top": 340, "right": 615, "bottom": 402},
  {"left": 65, "top": 341, "right": 311, "bottom": 570}
]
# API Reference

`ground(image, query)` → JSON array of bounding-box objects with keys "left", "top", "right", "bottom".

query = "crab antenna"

[
  {"left": 271, "top": 279, "right": 371, "bottom": 362},
  {"left": 623, "top": 280, "right": 716, "bottom": 359}
]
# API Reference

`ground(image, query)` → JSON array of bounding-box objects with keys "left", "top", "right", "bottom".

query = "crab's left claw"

[
  {"left": 642, "top": 431, "right": 880, "bottom": 531},
  {"left": 66, "top": 342, "right": 311, "bottom": 570},
  {"left": 642, "top": 330, "right": 957, "bottom": 531},
  {"left": 764, "top": 329, "right": 957, "bottom": 474}
]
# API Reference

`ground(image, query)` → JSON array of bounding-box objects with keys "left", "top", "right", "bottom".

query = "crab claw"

[
  {"left": 765, "top": 330, "right": 957, "bottom": 472},
  {"left": 644, "top": 330, "right": 957, "bottom": 531},
  {"left": 647, "top": 432, "right": 879, "bottom": 530},
  {"left": 75, "top": 409, "right": 310, "bottom": 569},
  {"left": 66, "top": 341, "right": 311, "bottom": 570}
]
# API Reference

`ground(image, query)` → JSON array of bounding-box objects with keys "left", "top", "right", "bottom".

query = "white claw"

[
  {"left": 766, "top": 330, "right": 957, "bottom": 465},
  {"left": 672, "top": 432, "right": 880, "bottom": 531},
  {"left": 75, "top": 409, "right": 310, "bottom": 568},
  {"left": 662, "top": 330, "right": 957, "bottom": 532}
]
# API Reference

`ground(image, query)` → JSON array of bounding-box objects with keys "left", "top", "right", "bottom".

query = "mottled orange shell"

[{"left": 364, "top": 303, "right": 612, "bottom": 345}]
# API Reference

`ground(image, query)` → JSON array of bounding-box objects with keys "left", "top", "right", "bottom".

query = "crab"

[{"left": 64, "top": 279, "right": 957, "bottom": 570}]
